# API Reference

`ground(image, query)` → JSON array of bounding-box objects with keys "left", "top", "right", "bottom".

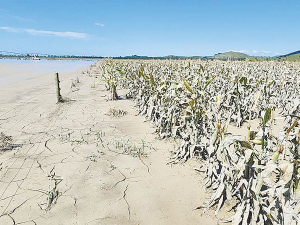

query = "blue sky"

[{"left": 0, "top": 0, "right": 299, "bottom": 56}]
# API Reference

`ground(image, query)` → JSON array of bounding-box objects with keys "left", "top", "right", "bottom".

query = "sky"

[{"left": 0, "top": 0, "right": 299, "bottom": 57}]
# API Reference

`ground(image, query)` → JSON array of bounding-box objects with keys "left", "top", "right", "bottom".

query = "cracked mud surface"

[{"left": 0, "top": 64, "right": 221, "bottom": 224}]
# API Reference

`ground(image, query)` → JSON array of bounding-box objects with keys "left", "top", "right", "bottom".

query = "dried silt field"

[
  {"left": 1, "top": 59, "right": 300, "bottom": 224},
  {"left": 91, "top": 59, "right": 300, "bottom": 224}
]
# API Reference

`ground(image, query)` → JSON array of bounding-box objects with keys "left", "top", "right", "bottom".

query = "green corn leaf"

[
  {"left": 267, "top": 80, "right": 275, "bottom": 87},
  {"left": 138, "top": 70, "right": 143, "bottom": 77},
  {"left": 237, "top": 140, "right": 253, "bottom": 149},
  {"left": 138, "top": 66, "right": 144, "bottom": 77},
  {"left": 286, "top": 120, "right": 298, "bottom": 139},
  {"left": 149, "top": 73, "right": 155, "bottom": 87},
  {"left": 239, "top": 77, "right": 247, "bottom": 86},
  {"left": 189, "top": 99, "right": 196, "bottom": 108},
  {"left": 263, "top": 108, "right": 271, "bottom": 126},
  {"left": 204, "top": 75, "right": 216, "bottom": 89},
  {"left": 183, "top": 79, "right": 195, "bottom": 93},
  {"left": 200, "top": 64, "right": 204, "bottom": 72},
  {"left": 245, "top": 85, "right": 251, "bottom": 90}
]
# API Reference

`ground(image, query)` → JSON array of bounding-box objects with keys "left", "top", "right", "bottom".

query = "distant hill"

[
  {"left": 1, "top": 50, "right": 290, "bottom": 61},
  {"left": 114, "top": 52, "right": 252, "bottom": 60},
  {"left": 213, "top": 51, "right": 250, "bottom": 60},
  {"left": 113, "top": 55, "right": 204, "bottom": 60},
  {"left": 277, "top": 50, "right": 300, "bottom": 61},
  {"left": 0, "top": 51, "right": 103, "bottom": 59},
  {"left": 285, "top": 50, "right": 300, "bottom": 56}
]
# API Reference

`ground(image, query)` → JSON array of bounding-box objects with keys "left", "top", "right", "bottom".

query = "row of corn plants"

[{"left": 92, "top": 59, "right": 300, "bottom": 224}]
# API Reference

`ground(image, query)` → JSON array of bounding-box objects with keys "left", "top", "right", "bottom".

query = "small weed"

[
  {"left": 95, "top": 130, "right": 105, "bottom": 142},
  {"left": 71, "top": 77, "right": 80, "bottom": 92},
  {"left": 113, "top": 139, "right": 147, "bottom": 157},
  {"left": 106, "top": 108, "right": 128, "bottom": 117}
]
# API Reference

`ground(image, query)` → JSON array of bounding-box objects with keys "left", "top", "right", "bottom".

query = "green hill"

[
  {"left": 213, "top": 51, "right": 250, "bottom": 60},
  {"left": 278, "top": 50, "right": 300, "bottom": 61}
]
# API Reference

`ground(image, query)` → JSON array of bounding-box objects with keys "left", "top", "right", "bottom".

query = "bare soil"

[{"left": 0, "top": 65, "right": 222, "bottom": 224}]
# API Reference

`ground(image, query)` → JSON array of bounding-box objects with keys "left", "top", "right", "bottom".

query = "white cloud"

[
  {"left": 237, "top": 50, "right": 248, "bottom": 54},
  {"left": 252, "top": 50, "right": 276, "bottom": 56},
  {"left": 253, "top": 50, "right": 271, "bottom": 54},
  {"left": 0, "top": 27, "right": 87, "bottom": 39},
  {"left": 0, "top": 9, "right": 35, "bottom": 22},
  {"left": 24, "top": 29, "right": 87, "bottom": 39},
  {"left": 11, "top": 15, "right": 36, "bottom": 23},
  {"left": 262, "top": 50, "right": 271, "bottom": 54},
  {"left": 95, "top": 23, "right": 105, "bottom": 26},
  {"left": 0, "top": 27, "right": 19, "bottom": 32},
  {"left": 229, "top": 50, "right": 248, "bottom": 54}
]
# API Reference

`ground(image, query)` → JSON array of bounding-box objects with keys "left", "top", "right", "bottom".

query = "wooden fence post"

[{"left": 55, "top": 73, "right": 63, "bottom": 103}]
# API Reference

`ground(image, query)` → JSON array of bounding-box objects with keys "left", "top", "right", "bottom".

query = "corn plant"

[
  {"left": 100, "top": 58, "right": 126, "bottom": 100},
  {"left": 91, "top": 59, "right": 300, "bottom": 224}
]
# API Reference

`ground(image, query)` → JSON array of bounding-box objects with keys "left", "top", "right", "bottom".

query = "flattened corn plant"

[{"left": 93, "top": 59, "right": 300, "bottom": 224}]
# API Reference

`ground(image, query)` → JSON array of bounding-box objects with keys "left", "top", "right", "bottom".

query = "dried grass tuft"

[
  {"left": 0, "top": 132, "right": 21, "bottom": 151},
  {"left": 106, "top": 108, "right": 128, "bottom": 117}
]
